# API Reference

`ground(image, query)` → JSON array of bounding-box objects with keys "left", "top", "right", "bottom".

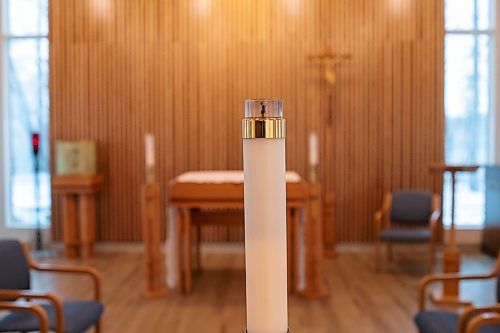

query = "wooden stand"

[
  {"left": 52, "top": 174, "right": 103, "bottom": 258},
  {"left": 323, "top": 191, "right": 336, "bottom": 257},
  {"left": 301, "top": 167, "right": 329, "bottom": 299},
  {"left": 141, "top": 184, "right": 167, "bottom": 298},
  {"left": 429, "top": 163, "right": 479, "bottom": 301}
]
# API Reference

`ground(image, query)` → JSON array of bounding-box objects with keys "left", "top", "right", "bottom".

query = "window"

[
  {"left": 1, "top": 0, "right": 50, "bottom": 228},
  {"left": 444, "top": 0, "right": 496, "bottom": 227}
]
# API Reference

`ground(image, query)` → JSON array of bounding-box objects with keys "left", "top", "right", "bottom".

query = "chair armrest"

[
  {"left": 466, "top": 312, "right": 500, "bottom": 333},
  {"left": 418, "top": 272, "right": 495, "bottom": 311},
  {"left": 21, "top": 242, "right": 101, "bottom": 300},
  {"left": 0, "top": 301, "right": 50, "bottom": 333},
  {"left": 459, "top": 305, "right": 500, "bottom": 333},
  {"left": 30, "top": 263, "right": 101, "bottom": 300},
  {"left": 429, "top": 209, "right": 441, "bottom": 242},
  {"left": 429, "top": 209, "right": 441, "bottom": 226},
  {"left": 374, "top": 209, "right": 384, "bottom": 229},
  {"left": 374, "top": 210, "right": 383, "bottom": 222},
  {"left": 0, "top": 290, "right": 64, "bottom": 332}
]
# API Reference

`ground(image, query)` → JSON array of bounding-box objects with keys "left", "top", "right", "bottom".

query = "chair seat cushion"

[
  {"left": 415, "top": 311, "right": 500, "bottom": 333},
  {"left": 380, "top": 228, "right": 431, "bottom": 243},
  {"left": 0, "top": 300, "right": 103, "bottom": 333}
]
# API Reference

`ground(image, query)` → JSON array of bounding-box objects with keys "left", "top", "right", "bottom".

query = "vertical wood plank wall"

[{"left": 49, "top": 0, "right": 444, "bottom": 242}]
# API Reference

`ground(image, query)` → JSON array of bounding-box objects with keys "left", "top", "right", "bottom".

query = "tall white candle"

[
  {"left": 309, "top": 132, "right": 319, "bottom": 166},
  {"left": 145, "top": 133, "right": 155, "bottom": 167},
  {"left": 243, "top": 99, "right": 288, "bottom": 333}
]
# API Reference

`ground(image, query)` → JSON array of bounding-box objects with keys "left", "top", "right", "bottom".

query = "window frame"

[
  {"left": 443, "top": 0, "right": 497, "bottom": 228},
  {"left": 495, "top": 2, "right": 500, "bottom": 163},
  {"left": 445, "top": 0, "right": 496, "bottom": 165},
  {"left": 0, "top": 0, "right": 50, "bottom": 231}
]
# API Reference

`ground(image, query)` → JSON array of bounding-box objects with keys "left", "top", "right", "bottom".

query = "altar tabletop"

[{"left": 170, "top": 171, "right": 307, "bottom": 208}]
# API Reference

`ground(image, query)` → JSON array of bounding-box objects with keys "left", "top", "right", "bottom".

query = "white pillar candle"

[
  {"left": 308, "top": 132, "right": 319, "bottom": 166},
  {"left": 145, "top": 133, "right": 155, "bottom": 168},
  {"left": 243, "top": 99, "right": 288, "bottom": 333}
]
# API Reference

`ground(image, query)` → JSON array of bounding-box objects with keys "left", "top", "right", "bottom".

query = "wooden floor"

[{"left": 30, "top": 246, "right": 496, "bottom": 333}]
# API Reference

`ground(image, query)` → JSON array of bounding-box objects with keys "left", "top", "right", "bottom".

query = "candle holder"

[
  {"left": 309, "top": 164, "right": 319, "bottom": 184},
  {"left": 141, "top": 183, "right": 167, "bottom": 298},
  {"left": 243, "top": 99, "right": 289, "bottom": 333}
]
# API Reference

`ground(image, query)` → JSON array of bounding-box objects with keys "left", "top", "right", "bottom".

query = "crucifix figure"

[{"left": 308, "top": 45, "right": 350, "bottom": 95}]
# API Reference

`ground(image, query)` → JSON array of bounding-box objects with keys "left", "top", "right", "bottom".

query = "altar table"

[{"left": 166, "top": 171, "right": 308, "bottom": 293}]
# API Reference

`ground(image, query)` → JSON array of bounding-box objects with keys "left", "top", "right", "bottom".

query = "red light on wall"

[{"left": 32, "top": 132, "right": 40, "bottom": 154}]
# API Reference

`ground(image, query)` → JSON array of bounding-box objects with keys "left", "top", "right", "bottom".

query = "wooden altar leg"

[
  {"left": 62, "top": 195, "right": 78, "bottom": 258},
  {"left": 292, "top": 208, "right": 300, "bottom": 293},
  {"left": 177, "top": 208, "right": 184, "bottom": 293},
  {"left": 194, "top": 224, "right": 202, "bottom": 273},
  {"left": 286, "top": 208, "right": 293, "bottom": 293},
  {"left": 78, "top": 194, "right": 96, "bottom": 258},
  {"left": 184, "top": 208, "right": 192, "bottom": 293}
]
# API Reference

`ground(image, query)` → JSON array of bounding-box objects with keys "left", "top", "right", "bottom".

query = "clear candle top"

[{"left": 245, "top": 99, "right": 283, "bottom": 118}]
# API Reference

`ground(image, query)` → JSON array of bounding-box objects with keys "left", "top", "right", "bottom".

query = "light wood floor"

[{"left": 30, "top": 246, "right": 496, "bottom": 333}]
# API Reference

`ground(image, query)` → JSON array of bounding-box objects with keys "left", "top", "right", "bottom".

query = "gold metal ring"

[{"left": 242, "top": 118, "right": 286, "bottom": 139}]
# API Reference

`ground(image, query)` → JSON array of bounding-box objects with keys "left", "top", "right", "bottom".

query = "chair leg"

[
  {"left": 429, "top": 241, "right": 436, "bottom": 273},
  {"left": 387, "top": 243, "right": 393, "bottom": 262},
  {"left": 375, "top": 240, "right": 381, "bottom": 271},
  {"left": 196, "top": 224, "right": 202, "bottom": 272}
]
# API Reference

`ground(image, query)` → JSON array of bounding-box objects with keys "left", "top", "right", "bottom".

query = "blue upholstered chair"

[
  {"left": 415, "top": 253, "right": 500, "bottom": 333},
  {"left": 0, "top": 239, "right": 103, "bottom": 333},
  {"left": 374, "top": 190, "right": 441, "bottom": 271}
]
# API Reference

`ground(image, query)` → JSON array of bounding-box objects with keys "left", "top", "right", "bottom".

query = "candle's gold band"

[
  {"left": 245, "top": 329, "right": 291, "bottom": 333},
  {"left": 242, "top": 118, "right": 286, "bottom": 139}
]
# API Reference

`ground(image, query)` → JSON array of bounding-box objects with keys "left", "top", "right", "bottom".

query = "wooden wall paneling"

[
  {"left": 392, "top": 42, "right": 402, "bottom": 192},
  {"left": 332, "top": 0, "right": 342, "bottom": 242},
  {"left": 127, "top": 0, "right": 134, "bottom": 240},
  {"left": 49, "top": 0, "right": 59, "bottom": 240},
  {"left": 435, "top": 0, "right": 445, "bottom": 194},
  {"left": 401, "top": 41, "right": 411, "bottom": 190},
  {"left": 50, "top": 0, "right": 445, "bottom": 242}
]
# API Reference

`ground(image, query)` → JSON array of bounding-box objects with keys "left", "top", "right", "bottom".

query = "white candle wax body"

[
  {"left": 309, "top": 132, "right": 319, "bottom": 166},
  {"left": 145, "top": 134, "right": 155, "bottom": 167},
  {"left": 243, "top": 138, "right": 288, "bottom": 333}
]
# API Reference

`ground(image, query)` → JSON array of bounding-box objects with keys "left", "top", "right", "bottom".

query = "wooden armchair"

[
  {"left": 415, "top": 252, "right": 500, "bottom": 333},
  {"left": 0, "top": 239, "right": 103, "bottom": 333},
  {"left": 374, "top": 190, "right": 441, "bottom": 271}
]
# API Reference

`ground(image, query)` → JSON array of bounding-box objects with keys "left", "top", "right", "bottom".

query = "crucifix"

[
  {"left": 308, "top": 46, "right": 350, "bottom": 124},
  {"left": 306, "top": 46, "right": 349, "bottom": 260}
]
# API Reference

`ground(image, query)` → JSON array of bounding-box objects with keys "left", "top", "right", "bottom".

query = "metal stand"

[{"left": 33, "top": 149, "right": 42, "bottom": 251}]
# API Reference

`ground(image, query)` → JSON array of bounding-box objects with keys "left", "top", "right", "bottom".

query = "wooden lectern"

[
  {"left": 429, "top": 162, "right": 479, "bottom": 303},
  {"left": 52, "top": 174, "right": 103, "bottom": 258}
]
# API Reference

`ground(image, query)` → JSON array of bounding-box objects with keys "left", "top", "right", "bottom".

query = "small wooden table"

[
  {"left": 52, "top": 174, "right": 103, "bottom": 258},
  {"left": 169, "top": 171, "right": 308, "bottom": 293}
]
